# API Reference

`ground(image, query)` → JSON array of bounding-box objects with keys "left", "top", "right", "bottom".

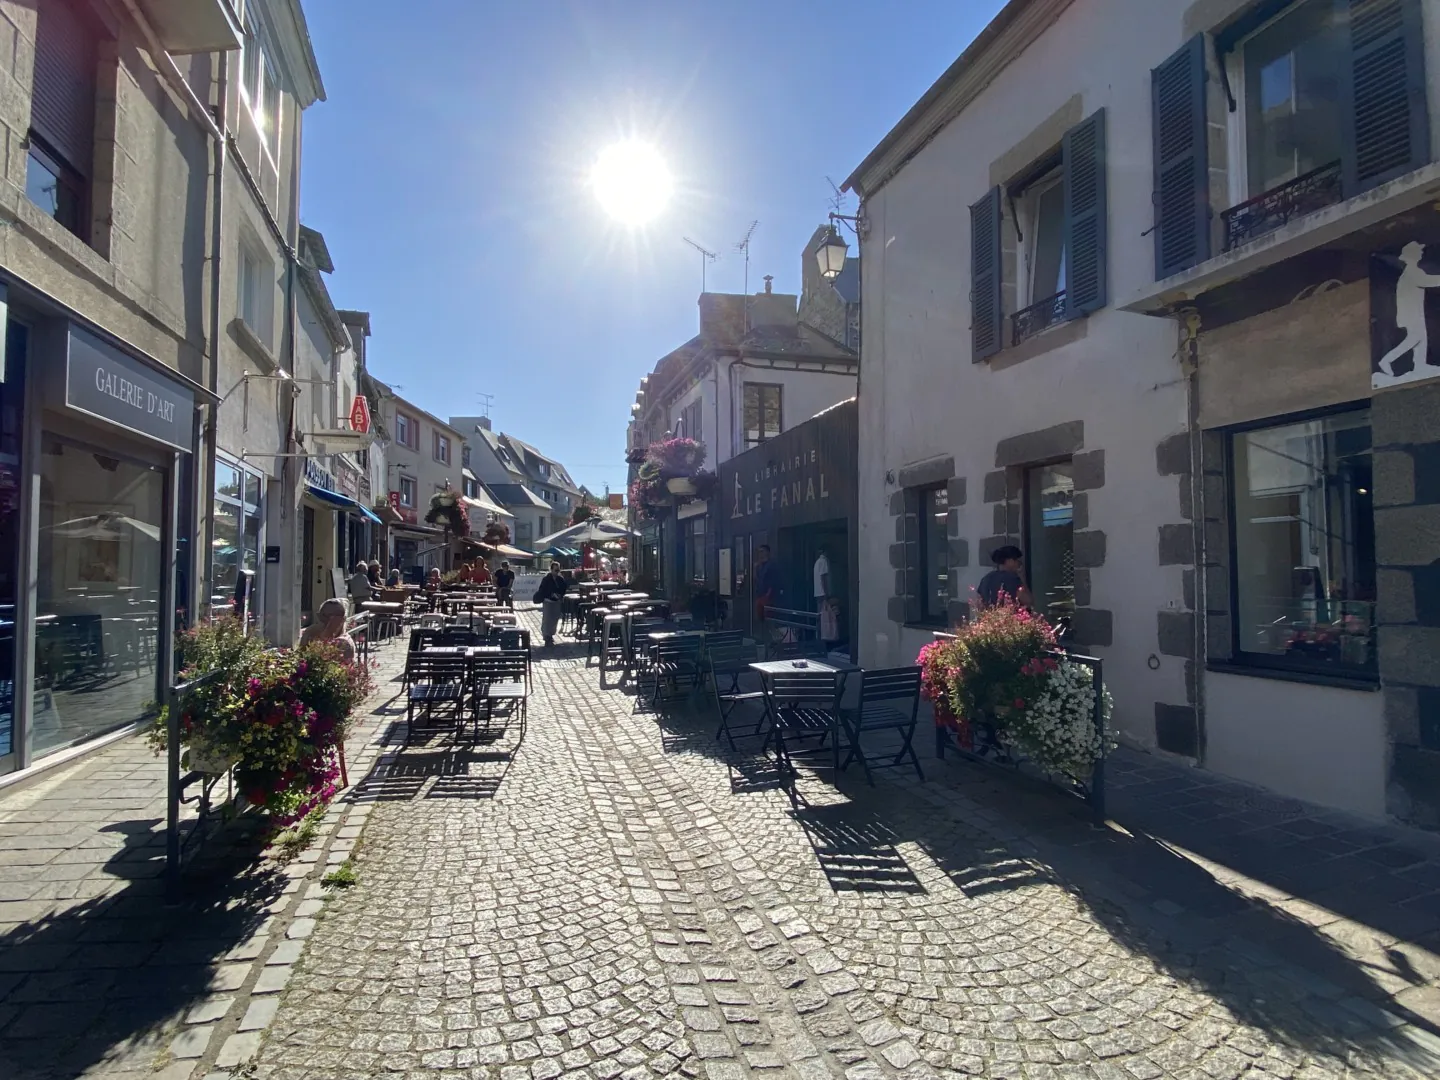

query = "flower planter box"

[
  {"left": 185, "top": 742, "right": 235, "bottom": 775},
  {"left": 665, "top": 477, "right": 696, "bottom": 496}
]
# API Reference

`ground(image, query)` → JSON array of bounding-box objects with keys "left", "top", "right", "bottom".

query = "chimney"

[
  {"left": 763, "top": 275, "right": 773, "bottom": 294},
  {"left": 608, "top": 493, "right": 624, "bottom": 510},
  {"left": 478, "top": 416, "right": 492, "bottom": 431}
]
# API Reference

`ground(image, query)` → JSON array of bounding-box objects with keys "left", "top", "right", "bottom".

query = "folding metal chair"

[
  {"left": 649, "top": 636, "right": 705, "bottom": 708},
  {"left": 405, "top": 654, "right": 468, "bottom": 745},
  {"left": 761, "top": 670, "right": 844, "bottom": 778},
  {"left": 498, "top": 628, "right": 533, "bottom": 690},
  {"left": 706, "top": 640, "right": 764, "bottom": 751},
  {"left": 840, "top": 666, "right": 925, "bottom": 783},
  {"left": 469, "top": 651, "right": 529, "bottom": 736}
]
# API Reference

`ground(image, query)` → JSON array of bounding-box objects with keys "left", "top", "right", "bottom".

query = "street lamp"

[{"left": 815, "top": 223, "right": 848, "bottom": 281}]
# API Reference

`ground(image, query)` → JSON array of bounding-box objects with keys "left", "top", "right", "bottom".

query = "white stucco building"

[{"left": 846, "top": 0, "right": 1440, "bottom": 825}]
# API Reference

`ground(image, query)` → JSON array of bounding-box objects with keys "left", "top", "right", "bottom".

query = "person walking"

[
  {"left": 535, "top": 561, "right": 568, "bottom": 647},
  {"left": 347, "top": 560, "right": 373, "bottom": 610},
  {"left": 494, "top": 560, "right": 515, "bottom": 608}
]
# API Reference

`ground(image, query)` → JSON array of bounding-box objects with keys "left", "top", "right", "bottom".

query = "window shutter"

[
  {"left": 1340, "top": 0, "right": 1429, "bottom": 195},
  {"left": 1063, "top": 108, "right": 1108, "bottom": 317},
  {"left": 970, "top": 186, "right": 1003, "bottom": 361},
  {"left": 31, "top": 0, "right": 98, "bottom": 175},
  {"left": 1150, "top": 35, "right": 1210, "bottom": 280}
]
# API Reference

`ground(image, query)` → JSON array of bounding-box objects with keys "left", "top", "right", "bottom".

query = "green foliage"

[{"left": 322, "top": 859, "right": 359, "bottom": 888}]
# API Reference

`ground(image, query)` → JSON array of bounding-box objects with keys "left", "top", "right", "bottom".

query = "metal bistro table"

[{"left": 749, "top": 657, "right": 860, "bottom": 773}]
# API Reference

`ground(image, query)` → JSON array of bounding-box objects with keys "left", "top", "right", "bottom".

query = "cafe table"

[
  {"left": 420, "top": 645, "right": 503, "bottom": 657},
  {"left": 748, "top": 657, "right": 860, "bottom": 765}
]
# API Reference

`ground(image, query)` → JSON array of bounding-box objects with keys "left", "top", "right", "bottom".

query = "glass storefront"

[
  {"left": 211, "top": 458, "right": 263, "bottom": 621},
  {"left": 34, "top": 435, "right": 164, "bottom": 756},
  {"left": 0, "top": 324, "right": 27, "bottom": 765}
]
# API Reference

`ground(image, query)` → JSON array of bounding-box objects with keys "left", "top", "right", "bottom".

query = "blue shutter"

[
  {"left": 1064, "top": 109, "right": 1108, "bottom": 317},
  {"left": 970, "top": 186, "right": 1003, "bottom": 361},
  {"left": 1151, "top": 36, "right": 1210, "bottom": 279},
  {"left": 1340, "top": 0, "right": 1430, "bottom": 195}
]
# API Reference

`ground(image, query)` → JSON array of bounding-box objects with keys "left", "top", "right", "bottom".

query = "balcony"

[
  {"left": 1221, "top": 161, "right": 1342, "bottom": 253},
  {"left": 1011, "top": 291, "right": 1067, "bottom": 345}
]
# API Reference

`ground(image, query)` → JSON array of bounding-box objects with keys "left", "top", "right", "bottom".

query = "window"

[
  {"left": 399, "top": 476, "right": 417, "bottom": 508},
  {"left": 919, "top": 485, "right": 949, "bottom": 622},
  {"left": 29, "top": 0, "right": 101, "bottom": 241},
  {"left": 395, "top": 413, "right": 418, "bottom": 450},
  {"left": 1025, "top": 462, "right": 1075, "bottom": 626},
  {"left": 687, "top": 517, "right": 707, "bottom": 584},
  {"left": 434, "top": 432, "right": 451, "bottom": 465},
  {"left": 1229, "top": 407, "right": 1375, "bottom": 675},
  {"left": 212, "top": 460, "right": 264, "bottom": 619},
  {"left": 241, "top": 16, "right": 281, "bottom": 154},
  {"left": 743, "top": 384, "right": 782, "bottom": 448},
  {"left": 515, "top": 521, "right": 533, "bottom": 546},
  {"left": 678, "top": 400, "right": 703, "bottom": 443},
  {"left": 537, "top": 517, "right": 546, "bottom": 537},
  {"left": 1019, "top": 166, "right": 1067, "bottom": 308},
  {"left": 238, "top": 241, "right": 273, "bottom": 346},
  {"left": 1236, "top": 0, "right": 1344, "bottom": 200}
]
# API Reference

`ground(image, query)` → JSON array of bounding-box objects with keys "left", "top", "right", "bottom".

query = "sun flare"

[{"left": 590, "top": 141, "right": 673, "bottom": 226}]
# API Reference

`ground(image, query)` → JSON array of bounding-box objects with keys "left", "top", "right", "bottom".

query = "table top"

[
  {"left": 421, "top": 645, "right": 503, "bottom": 656},
  {"left": 646, "top": 630, "right": 705, "bottom": 641},
  {"left": 750, "top": 658, "right": 858, "bottom": 675},
  {"left": 361, "top": 601, "right": 404, "bottom": 611}
]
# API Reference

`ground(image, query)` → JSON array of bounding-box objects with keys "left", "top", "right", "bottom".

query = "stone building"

[{"left": 846, "top": 0, "right": 1439, "bottom": 825}]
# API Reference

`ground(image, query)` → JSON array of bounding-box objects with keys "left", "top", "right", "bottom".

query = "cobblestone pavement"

[{"left": 240, "top": 611, "right": 1440, "bottom": 1080}]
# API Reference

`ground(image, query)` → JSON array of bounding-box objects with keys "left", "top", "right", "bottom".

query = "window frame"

[
  {"left": 434, "top": 432, "right": 451, "bottom": 465},
  {"left": 1021, "top": 458, "right": 1076, "bottom": 627},
  {"left": 1222, "top": 0, "right": 1344, "bottom": 209},
  {"left": 240, "top": 13, "right": 282, "bottom": 160},
  {"left": 25, "top": 135, "right": 87, "bottom": 239},
  {"left": 395, "top": 412, "right": 418, "bottom": 450},
  {"left": 398, "top": 475, "right": 417, "bottom": 509},
  {"left": 238, "top": 237, "right": 274, "bottom": 346},
  {"left": 1012, "top": 160, "right": 1067, "bottom": 311},
  {"left": 687, "top": 516, "right": 708, "bottom": 585},
  {"left": 1222, "top": 401, "right": 1377, "bottom": 681},
  {"left": 743, "top": 383, "right": 783, "bottom": 449},
  {"left": 212, "top": 455, "right": 265, "bottom": 618},
  {"left": 916, "top": 483, "right": 950, "bottom": 625}
]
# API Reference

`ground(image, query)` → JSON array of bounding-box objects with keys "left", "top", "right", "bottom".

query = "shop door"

[
  {"left": 301, "top": 506, "right": 314, "bottom": 617},
  {"left": 0, "top": 323, "right": 27, "bottom": 774}
]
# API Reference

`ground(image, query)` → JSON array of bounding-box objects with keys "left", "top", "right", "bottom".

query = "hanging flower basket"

[
  {"left": 666, "top": 477, "right": 696, "bottom": 496},
  {"left": 425, "top": 489, "right": 471, "bottom": 536},
  {"left": 185, "top": 738, "right": 235, "bottom": 775}
]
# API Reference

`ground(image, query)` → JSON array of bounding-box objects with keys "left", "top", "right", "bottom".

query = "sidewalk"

[{"left": 0, "top": 642, "right": 407, "bottom": 1080}]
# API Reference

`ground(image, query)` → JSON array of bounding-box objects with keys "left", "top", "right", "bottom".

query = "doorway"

[
  {"left": 778, "top": 519, "right": 849, "bottom": 646},
  {"left": 301, "top": 505, "right": 315, "bottom": 618},
  {"left": 1024, "top": 461, "right": 1075, "bottom": 627}
]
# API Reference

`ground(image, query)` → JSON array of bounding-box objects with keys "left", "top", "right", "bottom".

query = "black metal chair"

[
  {"left": 649, "top": 635, "right": 705, "bottom": 708},
  {"left": 840, "top": 666, "right": 925, "bottom": 783},
  {"left": 405, "top": 654, "right": 468, "bottom": 745},
  {"left": 761, "top": 669, "right": 844, "bottom": 778},
  {"left": 706, "top": 639, "right": 764, "bottom": 750},
  {"left": 498, "top": 628, "right": 533, "bottom": 690},
  {"left": 469, "top": 651, "right": 529, "bottom": 736},
  {"left": 403, "top": 629, "right": 440, "bottom": 687}
]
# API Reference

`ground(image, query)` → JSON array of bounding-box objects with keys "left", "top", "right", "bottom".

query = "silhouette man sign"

[{"left": 1372, "top": 241, "right": 1440, "bottom": 390}]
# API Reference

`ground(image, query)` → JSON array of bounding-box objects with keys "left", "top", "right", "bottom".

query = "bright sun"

[{"left": 590, "top": 141, "right": 673, "bottom": 226}]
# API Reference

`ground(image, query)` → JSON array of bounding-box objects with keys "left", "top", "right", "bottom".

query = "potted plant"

[
  {"left": 425, "top": 486, "right": 471, "bottom": 536},
  {"left": 647, "top": 436, "right": 706, "bottom": 494}
]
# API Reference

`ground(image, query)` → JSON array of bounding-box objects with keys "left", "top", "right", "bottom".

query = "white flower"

[{"left": 998, "top": 660, "right": 1113, "bottom": 779}]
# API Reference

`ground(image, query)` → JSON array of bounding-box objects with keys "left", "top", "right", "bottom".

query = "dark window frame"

[
  {"left": 916, "top": 483, "right": 950, "bottom": 626},
  {"left": 1021, "top": 457, "right": 1076, "bottom": 627},
  {"left": 743, "top": 383, "right": 782, "bottom": 449},
  {"left": 1222, "top": 400, "right": 1377, "bottom": 681},
  {"left": 25, "top": 134, "right": 87, "bottom": 240}
]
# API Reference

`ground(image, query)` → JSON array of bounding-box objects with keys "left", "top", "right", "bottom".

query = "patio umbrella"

[{"left": 534, "top": 519, "right": 637, "bottom": 548}]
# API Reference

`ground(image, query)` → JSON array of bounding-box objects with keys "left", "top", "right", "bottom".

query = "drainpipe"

[
  {"left": 1180, "top": 309, "right": 1206, "bottom": 764},
  {"left": 278, "top": 105, "right": 304, "bottom": 641}
]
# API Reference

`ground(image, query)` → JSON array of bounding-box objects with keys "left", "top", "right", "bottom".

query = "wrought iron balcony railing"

[
  {"left": 1221, "top": 161, "right": 1343, "bottom": 252},
  {"left": 1011, "top": 291, "right": 1067, "bottom": 345}
]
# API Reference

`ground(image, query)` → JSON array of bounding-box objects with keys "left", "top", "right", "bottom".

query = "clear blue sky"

[{"left": 300, "top": 0, "right": 1005, "bottom": 498}]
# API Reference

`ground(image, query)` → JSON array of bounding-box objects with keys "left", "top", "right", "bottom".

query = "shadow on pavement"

[{"left": 0, "top": 817, "right": 282, "bottom": 1080}]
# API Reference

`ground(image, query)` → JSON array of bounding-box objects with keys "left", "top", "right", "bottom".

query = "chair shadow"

[
  {"left": 789, "top": 798, "right": 925, "bottom": 894},
  {"left": 0, "top": 818, "right": 284, "bottom": 1080},
  {"left": 349, "top": 719, "right": 519, "bottom": 804}
]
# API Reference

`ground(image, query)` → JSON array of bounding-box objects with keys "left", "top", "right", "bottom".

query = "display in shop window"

[{"left": 1371, "top": 240, "right": 1440, "bottom": 390}]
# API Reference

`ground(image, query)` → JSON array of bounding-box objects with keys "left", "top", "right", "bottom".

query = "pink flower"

[{"left": 1012, "top": 698, "right": 1025, "bottom": 710}]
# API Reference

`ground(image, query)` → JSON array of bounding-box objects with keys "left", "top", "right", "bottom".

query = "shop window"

[
  {"left": 28, "top": 0, "right": 101, "bottom": 242},
  {"left": 1024, "top": 462, "right": 1075, "bottom": 627},
  {"left": 0, "top": 324, "right": 27, "bottom": 764},
  {"left": 687, "top": 517, "right": 707, "bottom": 584},
  {"left": 399, "top": 475, "right": 417, "bottom": 508},
  {"left": 35, "top": 438, "right": 165, "bottom": 757},
  {"left": 918, "top": 485, "right": 949, "bottom": 623},
  {"left": 1229, "top": 407, "right": 1375, "bottom": 675},
  {"left": 744, "top": 384, "right": 782, "bottom": 448}
]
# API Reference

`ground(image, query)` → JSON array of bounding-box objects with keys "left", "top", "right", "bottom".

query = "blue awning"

[{"left": 305, "top": 483, "right": 381, "bottom": 524}]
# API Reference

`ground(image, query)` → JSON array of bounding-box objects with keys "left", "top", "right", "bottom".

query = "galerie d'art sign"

[
  {"left": 1372, "top": 241, "right": 1440, "bottom": 391},
  {"left": 66, "top": 327, "right": 195, "bottom": 452}
]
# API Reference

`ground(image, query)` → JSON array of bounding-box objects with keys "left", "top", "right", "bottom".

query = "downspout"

[
  {"left": 199, "top": 52, "right": 228, "bottom": 624},
  {"left": 1180, "top": 309, "right": 1206, "bottom": 764},
  {"left": 279, "top": 101, "right": 304, "bottom": 639}
]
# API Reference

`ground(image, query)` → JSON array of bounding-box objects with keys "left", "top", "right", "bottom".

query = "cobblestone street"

[{"left": 238, "top": 611, "right": 1440, "bottom": 1080}]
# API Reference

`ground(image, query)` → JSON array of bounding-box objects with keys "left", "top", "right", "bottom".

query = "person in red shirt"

[{"left": 474, "top": 561, "right": 492, "bottom": 586}]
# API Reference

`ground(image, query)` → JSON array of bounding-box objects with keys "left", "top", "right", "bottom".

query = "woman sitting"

[{"left": 299, "top": 598, "right": 357, "bottom": 663}]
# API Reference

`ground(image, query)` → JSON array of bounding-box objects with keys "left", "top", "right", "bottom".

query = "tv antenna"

[
  {"left": 735, "top": 220, "right": 758, "bottom": 298},
  {"left": 682, "top": 237, "right": 718, "bottom": 292},
  {"left": 825, "top": 176, "right": 851, "bottom": 216},
  {"left": 476, "top": 392, "right": 494, "bottom": 418}
]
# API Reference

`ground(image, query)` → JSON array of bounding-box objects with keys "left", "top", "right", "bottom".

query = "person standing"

[
  {"left": 973, "top": 545, "right": 1033, "bottom": 614},
  {"left": 347, "top": 561, "right": 373, "bottom": 610},
  {"left": 753, "top": 545, "right": 781, "bottom": 628},
  {"left": 814, "top": 546, "right": 839, "bottom": 644},
  {"left": 535, "top": 561, "right": 568, "bottom": 647},
  {"left": 494, "top": 560, "right": 515, "bottom": 608}
]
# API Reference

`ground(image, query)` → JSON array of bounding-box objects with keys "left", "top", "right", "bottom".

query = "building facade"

[
  {"left": 848, "top": 0, "right": 1439, "bottom": 826},
  {"left": 376, "top": 385, "right": 464, "bottom": 575}
]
